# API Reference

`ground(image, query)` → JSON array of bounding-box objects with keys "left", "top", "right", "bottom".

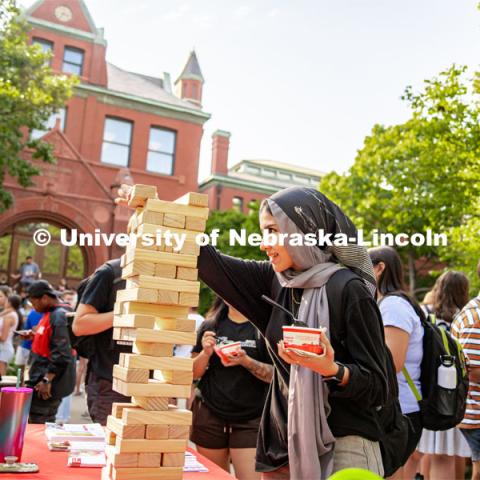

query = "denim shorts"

[{"left": 461, "top": 428, "right": 480, "bottom": 462}]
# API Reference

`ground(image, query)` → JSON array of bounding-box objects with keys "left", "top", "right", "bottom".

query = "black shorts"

[{"left": 190, "top": 397, "right": 261, "bottom": 449}]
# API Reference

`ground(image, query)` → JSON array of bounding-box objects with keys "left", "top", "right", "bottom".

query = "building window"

[
  {"left": 33, "top": 37, "right": 53, "bottom": 54},
  {"left": 262, "top": 168, "right": 276, "bottom": 178},
  {"left": 278, "top": 171, "right": 292, "bottom": 181},
  {"left": 101, "top": 117, "right": 132, "bottom": 167},
  {"left": 31, "top": 108, "right": 66, "bottom": 139},
  {"left": 62, "top": 47, "right": 84, "bottom": 75},
  {"left": 232, "top": 196, "right": 244, "bottom": 212},
  {"left": 146, "top": 127, "right": 176, "bottom": 175}
]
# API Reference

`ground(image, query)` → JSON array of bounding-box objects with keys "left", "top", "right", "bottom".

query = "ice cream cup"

[
  {"left": 214, "top": 341, "right": 242, "bottom": 361},
  {"left": 282, "top": 326, "right": 324, "bottom": 355}
]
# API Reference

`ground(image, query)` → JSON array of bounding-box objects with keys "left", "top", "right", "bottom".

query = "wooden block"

[
  {"left": 168, "top": 425, "right": 190, "bottom": 439},
  {"left": 137, "top": 223, "right": 199, "bottom": 242},
  {"left": 113, "top": 378, "right": 191, "bottom": 398},
  {"left": 175, "top": 192, "right": 208, "bottom": 208},
  {"left": 154, "top": 318, "right": 196, "bottom": 332},
  {"left": 117, "top": 287, "right": 158, "bottom": 304},
  {"left": 110, "top": 466, "right": 183, "bottom": 480},
  {"left": 128, "top": 275, "right": 200, "bottom": 294},
  {"left": 114, "top": 301, "right": 122, "bottom": 315},
  {"left": 132, "top": 342, "right": 173, "bottom": 357},
  {"left": 123, "top": 354, "right": 192, "bottom": 371},
  {"left": 162, "top": 452, "right": 184, "bottom": 467},
  {"left": 184, "top": 216, "right": 207, "bottom": 232},
  {"left": 113, "top": 314, "right": 155, "bottom": 329},
  {"left": 146, "top": 425, "right": 169, "bottom": 440},
  {"left": 176, "top": 267, "right": 198, "bottom": 281},
  {"left": 163, "top": 213, "right": 185, "bottom": 229},
  {"left": 137, "top": 210, "right": 164, "bottom": 226},
  {"left": 115, "top": 437, "right": 187, "bottom": 454},
  {"left": 122, "top": 260, "right": 155, "bottom": 278},
  {"left": 121, "top": 302, "right": 189, "bottom": 319},
  {"left": 105, "top": 446, "right": 139, "bottom": 468},
  {"left": 157, "top": 290, "right": 179, "bottom": 305},
  {"left": 178, "top": 292, "right": 200, "bottom": 307},
  {"left": 132, "top": 396, "right": 169, "bottom": 411},
  {"left": 128, "top": 184, "right": 157, "bottom": 208},
  {"left": 112, "top": 402, "right": 138, "bottom": 419},
  {"left": 107, "top": 416, "right": 146, "bottom": 439},
  {"left": 113, "top": 365, "right": 149, "bottom": 384},
  {"left": 145, "top": 198, "right": 209, "bottom": 219},
  {"left": 138, "top": 453, "right": 161, "bottom": 468},
  {"left": 122, "top": 407, "right": 192, "bottom": 426},
  {"left": 125, "top": 248, "right": 197, "bottom": 269},
  {"left": 153, "top": 370, "right": 193, "bottom": 385},
  {"left": 106, "top": 428, "right": 117, "bottom": 446},
  {"left": 134, "top": 328, "right": 196, "bottom": 345},
  {"left": 164, "top": 245, "right": 174, "bottom": 253},
  {"left": 154, "top": 263, "right": 177, "bottom": 279},
  {"left": 178, "top": 242, "right": 200, "bottom": 256}
]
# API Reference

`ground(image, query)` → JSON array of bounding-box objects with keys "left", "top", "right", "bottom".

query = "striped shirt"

[{"left": 452, "top": 297, "right": 480, "bottom": 428}]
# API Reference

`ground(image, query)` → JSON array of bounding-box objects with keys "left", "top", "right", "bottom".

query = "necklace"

[{"left": 290, "top": 289, "right": 302, "bottom": 318}]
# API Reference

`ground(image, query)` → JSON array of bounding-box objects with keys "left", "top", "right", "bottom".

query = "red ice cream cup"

[
  {"left": 282, "top": 326, "right": 324, "bottom": 355},
  {"left": 214, "top": 341, "right": 242, "bottom": 361}
]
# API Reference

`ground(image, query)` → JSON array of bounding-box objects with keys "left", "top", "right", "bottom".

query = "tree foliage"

[{"left": 0, "top": 0, "right": 76, "bottom": 211}]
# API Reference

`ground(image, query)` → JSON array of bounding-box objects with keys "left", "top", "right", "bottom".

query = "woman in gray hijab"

[{"left": 198, "top": 187, "right": 389, "bottom": 479}]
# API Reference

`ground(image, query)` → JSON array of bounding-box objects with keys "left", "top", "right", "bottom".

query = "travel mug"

[{"left": 0, "top": 387, "right": 33, "bottom": 462}]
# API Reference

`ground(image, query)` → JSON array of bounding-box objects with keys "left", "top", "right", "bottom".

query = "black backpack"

[
  {"left": 327, "top": 270, "right": 415, "bottom": 478},
  {"left": 382, "top": 292, "right": 469, "bottom": 431},
  {"left": 68, "top": 260, "right": 123, "bottom": 358}
]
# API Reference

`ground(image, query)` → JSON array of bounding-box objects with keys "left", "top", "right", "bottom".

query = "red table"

[{"left": 2, "top": 425, "right": 236, "bottom": 480}]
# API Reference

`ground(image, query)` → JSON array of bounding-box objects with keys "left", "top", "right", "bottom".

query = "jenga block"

[
  {"left": 145, "top": 198, "right": 209, "bottom": 219},
  {"left": 113, "top": 328, "right": 134, "bottom": 342},
  {"left": 184, "top": 216, "right": 207, "bottom": 232},
  {"left": 157, "top": 290, "right": 180, "bottom": 305},
  {"left": 168, "top": 425, "right": 190, "bottom": 439},
  {"left": 128, "top": 184, "right": 157, "bottom": 208},
  {"left": 154, "top": 263, "right": 177, "bottom": 279},
  {"left": 132, "top": 342, "right": 173, "bottom": 357},
  {"left": 118, "top": 328, "right": 196, "bottom": 346},
  {"left": 122, "top": 260, "right": 155, "bottom": 278},
  {"left": 178, "top": 242, "right": 200, "bottom": 256},
  {"left": 129, "top": 239, "right": 158, "bottom": 252},
  {"left": 123, "top": 355, "right": 192, "bottom": 371},
  {"left": 107, "top": 416, "right": 146, "bottom": 439},
  {"left": 154, "top": 318, "right": 196, "bottom": 332},
  {"left": 146, "top": 425, "right": 169, "bottom": 440},
  {"left": 117, "top": 287, "right": 158, "bottom": 304},
  {"left": 137, "top": 210, "right": 164, "bottom": 226},
  {"left": 178, "top": 292, "right": 200, "bottom": 307},
  {"left": 163, "top": 213, "right": 185, "bottom": 229},
  {"left": 162, "top": 453, "right": 185, "bottom": 467},
  {"left": 115, "top": 437, "right": 187, "bottom": 454},
  {"left": 121, "top": 302, "right": 189, "bottom": 319},
  {"left": 112, "top": 402, "right": 138, "bottom": 419},
  {"left": 175, "top": 192, "right": 209, "bottom": 208},
  {"left": 110, "top": 467, "right": 183, "bottom": 480},
  {"left": 106, "top": 428, "right": 117, "bottom": 446},
  {"left": 138, "top": 453, "right": 162, "bottom": 468},
  {"left": 137, "top": 224, "right": 199, "bottom": 242},
  {"left": 176, "top": 267, "right": 198, "bottom": 281},
  {"left": 153, "top": 370, "right": 194, "bottom": 385},
  {"left": 122, "top": 407, "right": 192, "bottom": 426},
  {"left": 127, "top": 208, "right": 144, "bottom": 234},
  {"left": 113, "top": 365, "right": 149, "bottom": 384},
  {"left": 113, "top": 378, "right": 191, "bottom": 398},
  {"left": 114, "top": 301, "right": 122, "bottom": 315},
  {"left": 133, "top": 396, "right": 169, "bottom": 411},
  {"left": 125, "top": 248, "right": 197, "bottom": 269},
  {"left": 105, "top": 446, "right": 139, "bottom": 468},
  {"left": 128, "top": 275, "right": 200, "bottom": 294},
  {"left": 113, "top": 314, "right": 155, "bottom": 329}
]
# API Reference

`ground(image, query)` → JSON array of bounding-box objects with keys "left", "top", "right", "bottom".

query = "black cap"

[{"left": 26, "top": 280, "right": 59, "bottom": 299}]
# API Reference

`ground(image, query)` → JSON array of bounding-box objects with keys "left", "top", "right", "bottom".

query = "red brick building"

[{"left": 0, "top": 0, "right": 210, "bottom": 287}]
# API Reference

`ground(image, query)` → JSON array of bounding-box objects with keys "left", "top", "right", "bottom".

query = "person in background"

[
  {"left": 369, "top": 246, "right": 424, "bottom": 479},
  {"left": 0, "top": 294, "right": 22, "bottom": 376},
  {"left": 417, "top": 271, "right": 471, "bottom": 480},
  {"left": 452, "top": 260, "right": 480, "bottom": 480},
  {"left": 11, "top": 256, "right": 40, "bottom": 292},
  {"left": 57, "top": 278, "right": 69, "bottom": 293},
  {"left": 0, "top": 285, "right": 11, "bottom": 314},
  {"left": 191, "top": 297, "right": 273, "bottom": 480}
]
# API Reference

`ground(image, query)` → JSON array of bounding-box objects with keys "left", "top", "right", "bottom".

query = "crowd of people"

[{"left": 1, "top": 185, "right": 480, "bottom": 480}]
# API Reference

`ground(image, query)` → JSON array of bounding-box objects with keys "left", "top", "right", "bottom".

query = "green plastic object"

[{"left": 328, "top": 468, "right": 383, "bottom": 480}]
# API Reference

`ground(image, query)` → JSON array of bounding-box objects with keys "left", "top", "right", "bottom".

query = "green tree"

[
  {"left": 0, "top": 0, "right": 76, "bottom": 211},
  {"left": 320, "top": 65, "right": 480, "bottom": 293}
]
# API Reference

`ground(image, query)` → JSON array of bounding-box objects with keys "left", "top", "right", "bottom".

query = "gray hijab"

[{"left": 265, "top": 188, "right": 375, "bottom": 480}]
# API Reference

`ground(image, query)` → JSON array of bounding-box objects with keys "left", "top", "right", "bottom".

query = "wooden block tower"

[{"left": 102, "top": 185, "right": 208, "bottom": 480}]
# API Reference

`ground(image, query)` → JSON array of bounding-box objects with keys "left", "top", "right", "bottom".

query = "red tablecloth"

[{"left": 2, "top": 425, "right": 236, "bottom": 480}]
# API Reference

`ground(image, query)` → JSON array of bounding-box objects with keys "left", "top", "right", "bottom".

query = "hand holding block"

[
  {"left": 174, "top": 192, "right": 208, "bottom": 208},
  {"left": 128, "top": 184, "right": 157, "bottom": 208}
]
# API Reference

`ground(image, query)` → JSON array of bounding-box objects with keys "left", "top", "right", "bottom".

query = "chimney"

[{"left": 211, "top": 130, "right": 231, "bottom": 175}]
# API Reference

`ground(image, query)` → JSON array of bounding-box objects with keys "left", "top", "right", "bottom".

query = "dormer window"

[{"left": 63, "top": 47, "right": 84, "bottom": 76}]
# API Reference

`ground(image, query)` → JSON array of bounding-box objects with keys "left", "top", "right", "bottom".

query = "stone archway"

[{"left": 0, "top": 195, "right": 109, "bottom": 279}]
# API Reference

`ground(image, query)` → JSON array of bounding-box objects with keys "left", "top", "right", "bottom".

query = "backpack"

[
  {"left": 382, "top": 292, "right": 469, "bottom": 431},
  {"left": 67, "top": 259, "right": 123, "bottom": 359},
  {"left": 327, "top": 270, "right": 415, "bottom": 478}
]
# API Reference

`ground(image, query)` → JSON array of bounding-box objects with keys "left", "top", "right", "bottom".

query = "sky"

[{"left": 23, "top": 0, "right": 480, "bottom": 182}]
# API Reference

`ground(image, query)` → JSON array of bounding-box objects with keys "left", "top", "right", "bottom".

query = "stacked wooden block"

[{"left": 102, "top": 185, "right": 208, "bottom": 480}]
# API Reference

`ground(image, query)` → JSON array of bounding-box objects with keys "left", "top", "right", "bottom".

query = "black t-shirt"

[
  {"left": 198, "top": 245, "right": 388, "bottom": 472},
  {"left": 192, "top": 313, "right": 271, "bottom": 422},
  {"left": 80, "top": 260, "right": 131, "bottom": 381}
]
